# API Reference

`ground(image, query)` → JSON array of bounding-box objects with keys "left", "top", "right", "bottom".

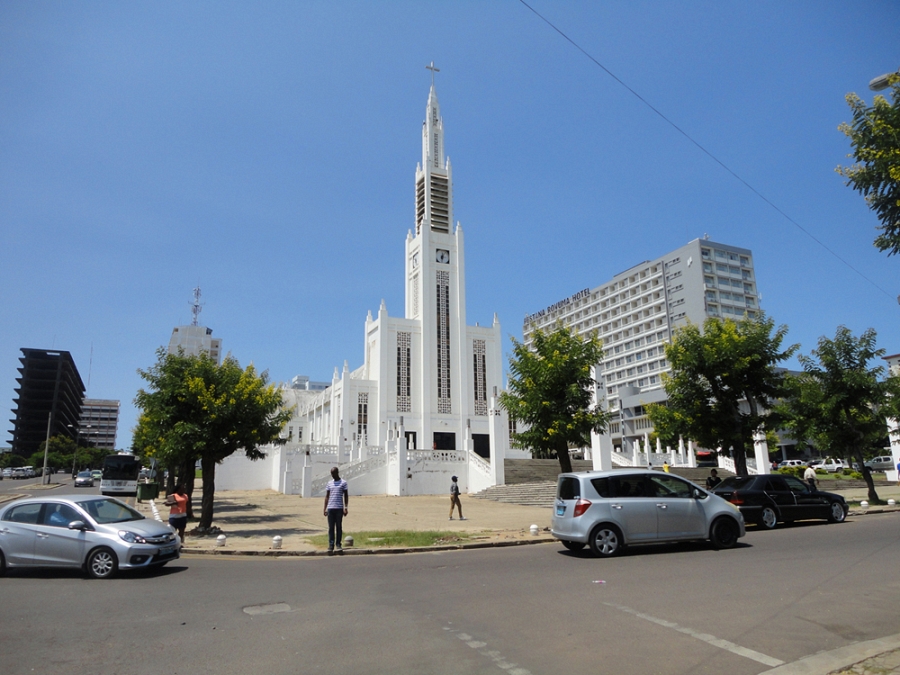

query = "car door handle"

[
  {"left": 657, "top": 504, "right": 667, "bottom": 509},
  {"left": 611, "top": 503, "right": 623, "bottom": 509},
  {"left": 37, "top": 533, "right": 49, "bottom": 539}
]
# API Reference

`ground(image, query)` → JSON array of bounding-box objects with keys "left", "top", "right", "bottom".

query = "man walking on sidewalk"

[
  {"left": 449, "top": 475, "right": 465, "bottom": 520},
  {"left": 324, "top": 467, "right": 349, "bottom": 555}
]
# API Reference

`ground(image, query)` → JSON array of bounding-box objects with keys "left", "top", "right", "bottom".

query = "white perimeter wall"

[{"left": 216, "top": 449, "right": 281, "bottom": 491}]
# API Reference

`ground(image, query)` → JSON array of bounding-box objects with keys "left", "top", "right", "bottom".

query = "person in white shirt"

[{"left": 803, "top": 465, "right": 817, "bottom": 491}]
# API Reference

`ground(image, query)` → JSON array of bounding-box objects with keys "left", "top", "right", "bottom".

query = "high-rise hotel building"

[{"left": 522, "top": 238, "right": 760, "bottom": 455}]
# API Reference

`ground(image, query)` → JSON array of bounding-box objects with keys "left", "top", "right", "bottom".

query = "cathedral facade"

[{"left": 217, "top": 82, "right": 512, "bottom": 496}]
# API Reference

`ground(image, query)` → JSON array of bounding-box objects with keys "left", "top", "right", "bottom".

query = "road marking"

[
  {"left": 243, "top": 603, "right": 292, "bottom": 616},
  {"left": 603, "top": 602, "right": 784, "bottom": 668},
  {"left": 445, "top": 627, "right": 532, "bottom": 674}
]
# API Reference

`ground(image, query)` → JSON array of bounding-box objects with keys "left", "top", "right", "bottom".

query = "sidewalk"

[{"left": 135, "top": 490, "right": 556, "bottom": 556}]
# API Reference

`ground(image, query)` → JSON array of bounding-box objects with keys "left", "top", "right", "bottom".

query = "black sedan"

[{"left": 712, "top": 474, "right": 848, "bottom": 529}]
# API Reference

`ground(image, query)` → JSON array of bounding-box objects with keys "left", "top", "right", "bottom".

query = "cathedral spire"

[{"left": 416, "top": 66, "right": 452, "bottom": 235}]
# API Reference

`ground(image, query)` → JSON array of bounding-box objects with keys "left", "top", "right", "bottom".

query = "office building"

[
  {"left": 79, "top": 399, "right": 120, "bottom": 451},
  {"left": 8, "top": 349, "right": 85, "bottom": 457}
]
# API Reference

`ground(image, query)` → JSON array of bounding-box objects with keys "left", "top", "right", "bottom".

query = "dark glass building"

[{"left": 8, "top": 349, "right": 85, "bottom": 457}]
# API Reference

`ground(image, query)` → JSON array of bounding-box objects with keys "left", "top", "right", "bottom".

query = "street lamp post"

[
  {"left": 42, "top": 413, "right": 52, "bottom": 485},
  {"left": 68, "top": 423, "right": 89, "bottom": 478},
  {"left": 869, "top": 69, "right": 899, "bottom": 92}
]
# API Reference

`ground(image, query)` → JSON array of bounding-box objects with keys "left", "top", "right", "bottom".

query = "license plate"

[
  {"left": 556, "top": 505, "right": 566, "bottom": 516},
  {"left": 160, "top": 546, "right": 176, "bottom": 555}
]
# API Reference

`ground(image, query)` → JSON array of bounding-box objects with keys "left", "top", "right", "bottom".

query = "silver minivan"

[{"left": 551, "top": 470, "right": 745, "bottom": 557}]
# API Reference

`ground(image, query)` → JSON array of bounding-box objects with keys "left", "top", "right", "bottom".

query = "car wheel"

[
  {"left": 828, "top": 501, "right": 847, "bottom": 523},
  {"left": 86, "top": 547, "right": 118, "bottom": 579},
  {"left": 0, "top": 549, "right": 6, "bottom": 577},
  {"left": 710, "top": 517, "right": 739, "bottom": 550},
  {"left": 588, "top": 524, "right": 622, "bottom": 558},
  {"left": 758, "top": 506, "right": 778, "bottom": 530},
  {"left": 561, "top": 540, "right": 585, "bottom": 552}
]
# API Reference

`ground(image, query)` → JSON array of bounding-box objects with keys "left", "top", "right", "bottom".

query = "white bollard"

[
  {"left": 529, "top": 524, "right": 539, "bottom": 536},
  {"left": 889, "top": 499, "right": 896, "bottom": 506},
  {"left": 272, "top": 535, "right": 282, "bottom": 549},
  {"left": 343, "top": 535, "right": 354, "bottom": 548},
  {"left": 860, "top": 501, "right": 869, "bottom": 513},
  {"left": 216, "top": 534, "right": 226, "bottom": 547}
]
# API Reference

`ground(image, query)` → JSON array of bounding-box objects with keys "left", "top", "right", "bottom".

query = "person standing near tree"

[
  {"left": 166, "top": 484, "right": 189, "bottom": 545},
  {"left": 323, "top": 467, "right": 348, "bottom": 555}
]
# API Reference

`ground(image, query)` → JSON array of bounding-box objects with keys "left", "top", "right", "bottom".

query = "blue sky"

[{"left": 2, "top": 1, "right": 898, "bottom": 450}]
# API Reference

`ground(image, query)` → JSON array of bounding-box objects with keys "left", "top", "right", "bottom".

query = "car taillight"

[
  {"left": 729, "top": 492, "right": 744, "bottom": 505},
  {"left": 573, "top": 499, "right": 592, "bottom": 517}
]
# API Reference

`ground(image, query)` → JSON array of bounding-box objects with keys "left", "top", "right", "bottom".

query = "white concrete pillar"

[
  {"left": 687, "top": 440, "right": 697, "bottom": 468},
  {"left": 301, "top": 452, "right": 312, "bottom": 498},
  {"left": 886, "top": 417, "right": 900, "bottom": 482},
  {"left": 488, "top": 391, "right": 506, "bottom": 486},
  {"left": 397, "top": 417, "right": 408, "bottom": 496},
  {"left": 753, "top": 429, "right": 770, "bottom": 475}
]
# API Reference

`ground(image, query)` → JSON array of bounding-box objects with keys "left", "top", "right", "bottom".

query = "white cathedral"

[{"left": 217, "top": 80, "right": 520, "bottom": 497}]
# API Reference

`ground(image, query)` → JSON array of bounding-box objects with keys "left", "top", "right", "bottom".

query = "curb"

[
  {"left": 180, "top": 535, "right": 557, "bottom": 557},
  {"left": 759, "top": 632, "right": 900, "bottom": 675}
]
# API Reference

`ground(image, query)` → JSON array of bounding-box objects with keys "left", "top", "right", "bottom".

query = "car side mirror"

[
  {"left": 68, "top": 520, "right": 86, "bottom": 531},
  {"left": 693, "top": 488, "right": 707, "bottom": 499}
]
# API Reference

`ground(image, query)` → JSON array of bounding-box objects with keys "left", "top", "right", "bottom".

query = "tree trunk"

[
  {"left": 198, "top": 455, "right": 216, "bottom": 531},
  {"left": 732, "top": 437, "right": 749, "bottom": 477},
  {"left": 178, "top": 457, "right": 196, "bottom": 519},
  {"left": 556, "top": 440, "right": 573, "bottom": 474},
  {"left": 853, "top": 448, "right": 881, "bottom": 504}
]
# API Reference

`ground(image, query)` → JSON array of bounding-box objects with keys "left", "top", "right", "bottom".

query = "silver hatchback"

[
  {"left": 551, "top": 470, "right": 745, "bottom": 557},
  {"left": 0, "top": 495, "right": 179, "bottom": 578}
]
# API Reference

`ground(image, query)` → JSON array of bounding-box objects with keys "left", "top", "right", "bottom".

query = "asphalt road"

[{"left": 2, "top": 510, "right": 899, "bottom": 675}]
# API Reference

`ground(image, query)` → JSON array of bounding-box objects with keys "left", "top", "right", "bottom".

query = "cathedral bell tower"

[{"left": 405, "top": 70, "right": 469, "bottom": 448}]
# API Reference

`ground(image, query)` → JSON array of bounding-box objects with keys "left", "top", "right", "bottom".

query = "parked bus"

[{"left": 100, "top": 454, "right": 141, "bottom": 496}]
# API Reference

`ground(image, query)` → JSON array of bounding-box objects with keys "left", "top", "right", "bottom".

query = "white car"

[
  {"left": 864, "top": 456, "right": 895, "bottom": 472},
  {"left": 821, "top": 458, "right": 845, "bottom": 473},
  {"left": 551, "top": 469, "right": 745, "bottom": 557},
  {"left": 0, "top": 495, "right": 179, "bottom": 578},
  {"left": 777, "top": 460, "right": 806, "bottom": 469}
]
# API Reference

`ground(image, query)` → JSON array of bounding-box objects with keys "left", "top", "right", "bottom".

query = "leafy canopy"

[
  {"left": 500, "top": 325, "right": 609, "bottom": 474},
  {"left": 133, "top": 348, "right": 291, "bottom": 529},
  {"left": 778, "top": 326, "right": 900, "bottom": 503},
  {"left": 647, "top": 315, "right": 796, "bottom": 475},
  {"left": 837, "top": 75, "right": 900, "bottom": 255}
]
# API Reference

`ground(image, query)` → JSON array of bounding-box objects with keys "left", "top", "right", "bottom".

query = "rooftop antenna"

[{"left": 190, "top": 286, "right": 204, "bottom": 326}]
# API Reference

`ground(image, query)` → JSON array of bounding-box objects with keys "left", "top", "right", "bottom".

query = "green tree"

[
  {"left": 500, "top": 325, "right": 610, "bottom": 474},
  {"left": 133, "top": 349, "right": 292, "bottom": 531},
  {"left": 837, "top": 75, "right": 900, "bottom": 256},
  {"left": 647, "top": 315, "right": 797, "bottom": 476},
  {"left": 779, "top": 327, "right": 900, "bottom": 504}
]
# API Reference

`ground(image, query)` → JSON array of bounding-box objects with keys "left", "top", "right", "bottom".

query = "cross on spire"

[{"left": 426, "top": 61, "right": 440, "bottom": 86}]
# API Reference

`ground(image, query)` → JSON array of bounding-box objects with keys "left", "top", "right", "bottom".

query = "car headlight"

[{"left": 118, "top": 530, "right": 148, "bottom": 544}]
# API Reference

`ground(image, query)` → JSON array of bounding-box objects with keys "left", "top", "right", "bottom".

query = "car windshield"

[
  {"left": 75, "top": 498, "right": 143, "bottom": 524},
  {"left": 77, "top": 471, "right": 92, "bottom": 478}
]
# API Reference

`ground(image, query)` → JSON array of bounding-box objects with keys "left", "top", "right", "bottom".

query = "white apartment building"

[{"left": 523, "top": 237, "right": 760, "bottom": 456}]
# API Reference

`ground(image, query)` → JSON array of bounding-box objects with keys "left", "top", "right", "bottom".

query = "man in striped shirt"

[{"left": 323, "top": 466, "right": 349, "bottom": 555}]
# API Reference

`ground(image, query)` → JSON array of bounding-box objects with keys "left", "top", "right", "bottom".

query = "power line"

[{"left": 517, "top": 0, "right": 894, "bottom": 301}]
